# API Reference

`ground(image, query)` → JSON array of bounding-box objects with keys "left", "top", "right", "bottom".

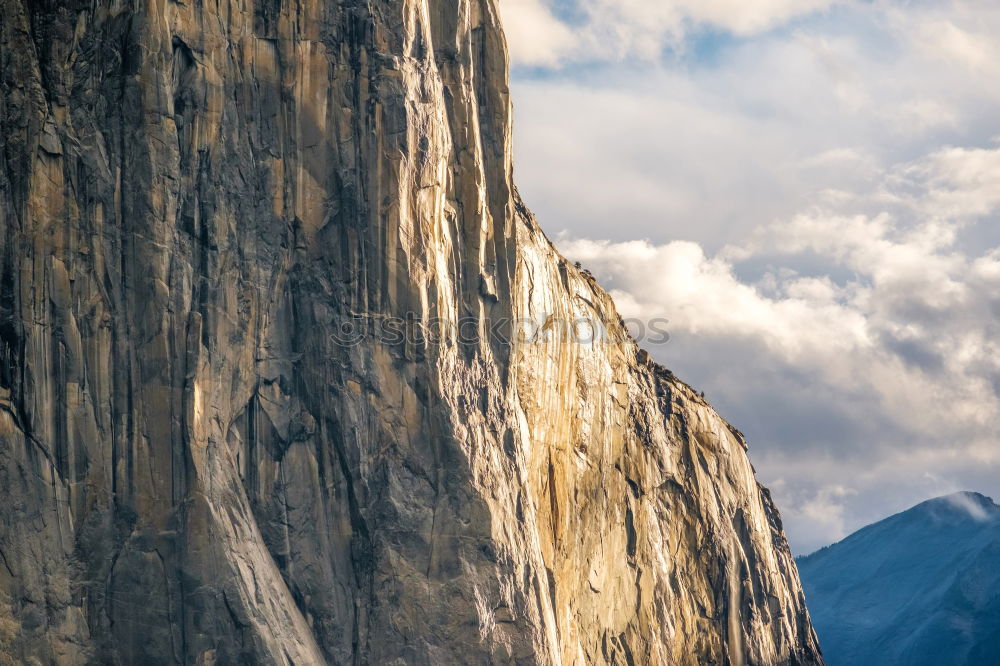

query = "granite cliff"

[{"left": 0, "top": 0, "right": 822, "bottom": 663}]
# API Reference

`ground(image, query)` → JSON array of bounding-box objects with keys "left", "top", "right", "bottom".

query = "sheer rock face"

[{"left": 0, "top": 1, "right": 822, "bottom": 664}]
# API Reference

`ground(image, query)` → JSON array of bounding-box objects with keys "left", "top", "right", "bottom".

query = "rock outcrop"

[{"left": 0, "top": 1, "right": 822, "bottom": 664}]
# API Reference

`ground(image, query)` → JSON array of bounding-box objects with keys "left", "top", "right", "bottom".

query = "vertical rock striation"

[{"left": 0, "top": 0, "right": 822, "bottom": 664}]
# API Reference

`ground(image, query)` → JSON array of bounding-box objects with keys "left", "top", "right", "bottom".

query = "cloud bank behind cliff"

[{"left": 502, "top": 0, "right": 1000, "bottom": 552}]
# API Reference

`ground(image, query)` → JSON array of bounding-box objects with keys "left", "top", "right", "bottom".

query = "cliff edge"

[{"left": 0, "top": 1, "right": 821, "bottom": 663}]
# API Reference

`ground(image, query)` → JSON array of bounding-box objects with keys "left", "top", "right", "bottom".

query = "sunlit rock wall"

[{"left": 0, "top": 1, "right": 822, "bottom": 663}]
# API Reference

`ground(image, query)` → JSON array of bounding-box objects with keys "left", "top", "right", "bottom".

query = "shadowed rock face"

[{"left": 0, "top": 1, "right": 822, "bottom": 664}]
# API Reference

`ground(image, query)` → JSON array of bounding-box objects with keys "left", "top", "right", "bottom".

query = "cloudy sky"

[{"left": 499, "top": 0, "right": 1000, "bottom": 553}]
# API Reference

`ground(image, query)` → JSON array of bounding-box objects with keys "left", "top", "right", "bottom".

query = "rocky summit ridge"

[
  {"left": 798, "top": 492, "right": 1000, "bottom": 666},
  {"left": 0, "top": 1, "right": 822, "bottom": 664}
]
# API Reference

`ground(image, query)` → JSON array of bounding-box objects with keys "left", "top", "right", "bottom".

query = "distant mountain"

[{"left": 797, "top": 491, "right": 1000, "bottom": 665}]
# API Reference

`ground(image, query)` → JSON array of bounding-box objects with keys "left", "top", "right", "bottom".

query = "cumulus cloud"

[
  {"left": 670, "top": 0, "right": 843, "bottom": 34},
  {"left": 891, "top": 1, "right": 1000, "bottom": 76},
  {"left": 509, "top": 1, "right": 1000, "bottom": 250},
  {"left": 499, "top": 0, "right": 843, "bottom": 66},
  {"left": 889, "top": 145, "right": 1000, "bottom": 219},
  {"left": 499, "top": 0, "right": 577, "bottom": 67}
]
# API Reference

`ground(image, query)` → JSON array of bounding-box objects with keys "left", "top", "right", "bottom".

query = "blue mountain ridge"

[{"left": 796, "top": 491, "right": 1000, "bottom": 666}]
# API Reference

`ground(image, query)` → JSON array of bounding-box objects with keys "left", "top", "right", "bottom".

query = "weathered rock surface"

[{"left": 0, "top": 1, "right": 822, "bottom": 664}]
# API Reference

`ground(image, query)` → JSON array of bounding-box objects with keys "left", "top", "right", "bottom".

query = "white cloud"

[
  {"left": 896, "top": 3, "right": 1000, "bottom": 76},
  {"left": 891, "top": 145, "right": 1000, "bottom": 219},
  {"left": 509, "top": 2, "right": 1000, "bottom": 251},
  {"left": 792, "top": 484, "right": 856, "bottom": 546},
  {"left": 944, "top": 492, "right": 992, "bottom": 521},
  {"left": 921, "top": 21, "right": 995, "bottom": 70},
  {"left": 670, "top": 0, "right": 842, "bottom": 34},
  {"left": 563, "top": 236, "right": 871, "bottom": 360},
  {"left": 499, "top": 0, "right": 843, "bottom": 66},
  {"left": 499, "top": 0, "right": 577, "bottom": 67}
]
